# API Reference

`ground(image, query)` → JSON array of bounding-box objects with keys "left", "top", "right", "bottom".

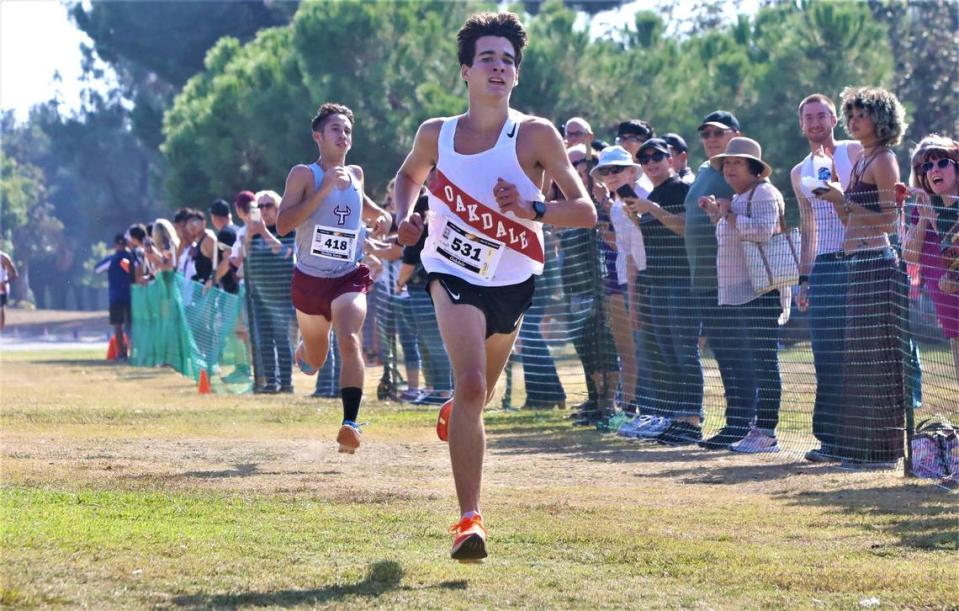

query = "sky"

[
  {"left": 0, "top": 0, "right": 117, "bottom": 122},
  {"left": 0, "top": 0, "right": 758, "bottom": 123}
]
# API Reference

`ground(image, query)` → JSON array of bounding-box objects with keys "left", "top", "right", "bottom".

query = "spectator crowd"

[{"left": 100, "top": 86, "right": 958, "bottom": 470}]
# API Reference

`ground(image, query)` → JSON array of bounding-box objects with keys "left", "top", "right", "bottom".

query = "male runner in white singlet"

[
  {"left": 393, "top": 12, "right": 596, "bottom": 562},
  {"left": 276, "top": 103, "right": 391, "bottom": 454}
]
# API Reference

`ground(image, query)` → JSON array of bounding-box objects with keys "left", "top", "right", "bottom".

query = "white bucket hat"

[{"left": 590, "top": 145, "right": 641, "bottom": 177}]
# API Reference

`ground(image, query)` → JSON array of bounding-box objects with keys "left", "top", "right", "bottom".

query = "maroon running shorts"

[{"left": 291, "top": 264, "right": 373, "bottom": 321}]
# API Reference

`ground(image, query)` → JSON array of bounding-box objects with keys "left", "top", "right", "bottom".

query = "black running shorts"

[
  {"left": 426, "top": 272, "right": 535, "bottom": 338},
  {"left": 109, "top": 302, "right": 131, "bottom": 326}
]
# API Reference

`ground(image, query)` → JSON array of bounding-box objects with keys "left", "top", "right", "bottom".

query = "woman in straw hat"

[
  {"left": 699, "top": 137, "right": 786, "bottom": 454},
  {"left": 817, "top": 86, "right": 907, "bottom": 467}
]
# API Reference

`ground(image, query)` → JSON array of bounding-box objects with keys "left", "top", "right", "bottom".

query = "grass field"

[{"left": 1, "top": 349, "right": 957, "bottom": 609}]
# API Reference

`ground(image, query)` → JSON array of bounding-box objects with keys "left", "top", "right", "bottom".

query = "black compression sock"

[{"left": 341, "top": 387, "right": 362, "bottom": 424}]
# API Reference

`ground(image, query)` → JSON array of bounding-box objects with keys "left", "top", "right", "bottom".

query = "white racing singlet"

[{"left": 421, "top": 110, "right": 546, "bottom": 287}]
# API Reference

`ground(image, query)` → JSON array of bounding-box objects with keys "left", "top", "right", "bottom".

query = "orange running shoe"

[
  {"left": 449, "top": 514, "right": 487, "bottom": 562},
  {"left": 336, "top": 421, "right": 362, "bottom": 454},
  {"left": 436, "top": 399, "right": 453, "bottom": 442}
]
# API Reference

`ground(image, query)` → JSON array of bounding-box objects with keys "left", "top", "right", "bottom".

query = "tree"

[{"left": 867, "top": 0, "right": 959, "bottom": 146}]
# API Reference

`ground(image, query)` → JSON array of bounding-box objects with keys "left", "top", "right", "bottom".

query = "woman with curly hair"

[
  {"left": 904, "top": 135, "right": 959, "bottom": 380},
  {"left": 819, "top": 86, "right": 908, "bottom": 467}
]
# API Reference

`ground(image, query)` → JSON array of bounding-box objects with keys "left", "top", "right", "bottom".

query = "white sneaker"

[
  {"left": 635, "top": 417, "right": 671, "bottom": 439},
  {"left": 729, "top": 427, "right": 779, "bottom": 453},
  {"left": 617, "top": 415, "right": 652, "bottom": 438}
]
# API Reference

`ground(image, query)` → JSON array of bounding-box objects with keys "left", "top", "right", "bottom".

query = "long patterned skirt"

[{"left": 837, "top": 248, "right": 906, "bottom": 463}]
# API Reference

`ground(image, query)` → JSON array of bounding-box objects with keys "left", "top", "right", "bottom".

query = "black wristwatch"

[
  {"left": 799, "top": 274, "right": 810, "bottom": 284},
  {"left": 532, "top": 200, "right": 547, "bottom": 221}
]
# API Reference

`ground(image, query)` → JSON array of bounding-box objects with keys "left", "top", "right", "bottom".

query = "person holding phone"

[
  {"left": 788, "top": 93, "right": 861, "bottom": 462},
  {"left": 620, "top": 138, "right": 703, "bottom": 445}
]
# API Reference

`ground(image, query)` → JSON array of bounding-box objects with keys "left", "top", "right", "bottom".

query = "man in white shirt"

[{"left": 789, "top": 93, "right": 860, "bottom": 463}]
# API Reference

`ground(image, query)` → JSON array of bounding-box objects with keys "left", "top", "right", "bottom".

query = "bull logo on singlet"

[{"left": 333, "top": 204, "right": 351, "bottom": 226}]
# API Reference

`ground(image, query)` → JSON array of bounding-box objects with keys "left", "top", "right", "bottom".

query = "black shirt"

[
  {"left": 643, "top": 176, "right": 691, "bottom": 286},
  {"left": 217, "top": 223, "right": 239, "bottom": 293}
]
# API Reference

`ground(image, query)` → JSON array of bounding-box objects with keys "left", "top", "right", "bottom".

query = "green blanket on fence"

[{"left": 130, "top": 271, "right": 250, "bottom": 393}]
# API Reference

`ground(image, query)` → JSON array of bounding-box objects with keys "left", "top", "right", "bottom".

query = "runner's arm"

[
  {"left": 532, "top": 121, "right": 596, "bottom": 229},
  {"left": 393, "top": 119, "right": 442, "bottom": 223},
  {"left": 276, "top": 166, "right": 333, "bottom": 236}
]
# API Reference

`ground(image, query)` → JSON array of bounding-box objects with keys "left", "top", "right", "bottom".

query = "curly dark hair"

[
  {"left": 839, "top": 86, "right": 907, "bottom": 147},
  {"left": 457, "top": 12, "right": 527, "bottom": 67},
  {"left": 311, "top": 102, "right": 354, "bottom": 132}
]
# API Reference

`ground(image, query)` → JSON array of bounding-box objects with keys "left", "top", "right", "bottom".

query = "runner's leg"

[
  {"left": 331, "top": 291, "right": 367, "bottom": 392},
  {"left": 295, "top": 309, "right": 332, "bottom": 370},
  {"left": 430, "top": 280, "right": 488, "bottom": 515}
]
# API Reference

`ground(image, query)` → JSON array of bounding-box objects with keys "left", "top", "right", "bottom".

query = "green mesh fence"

[
  {"left": 130, "top": 270, "right": 250, "bottom": 393},
  {"left": 371, "top": 189, "right": 958, "bottom": 473},
  {"left": 125, "top": 188, "right": 959, "bottom": 475}
]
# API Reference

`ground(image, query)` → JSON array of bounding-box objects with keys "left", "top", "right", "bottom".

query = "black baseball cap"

[
  {"left": 663, "top": 133, "right": 688, "bottom": 153},
  {"left": 209, "top": 199, "right": 231, "bottom": 218},
  {"left": 617, "top": 119, "right": 655, "bottom": 139},
  {"left": 637, "top": 138, "right": 670, "bottom": 156},
  {"left": 698, "top": 111, "right": 740, "bottom": 132}
]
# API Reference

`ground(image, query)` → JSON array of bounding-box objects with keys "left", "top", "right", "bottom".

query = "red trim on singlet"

[{"left": 428, "top": 169, "right": 544, "bottom": 264}]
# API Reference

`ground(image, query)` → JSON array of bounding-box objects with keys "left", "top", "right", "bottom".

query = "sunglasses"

[
  {"left": 637, "top": 151, "right": 668, "bottom": 165},
  {"left": 564, "top": 129, "right": 588, "bottom": 139},
  {"left": 615, "top": 134, "right": 645, "bottom": 144},
  {"left": 596, "top": 165, "right": 628, "bottom": 177},
  {"left": 573, "top": 158, "right": 596, "bottom": 168},
  {"left": 921, "top": 158, "right": 955, "bottom": 173},
  {"left": 699, "top": 128, "right": 729, "bottom": 139}
]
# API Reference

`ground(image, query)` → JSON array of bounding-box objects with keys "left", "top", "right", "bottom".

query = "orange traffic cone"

[
  {"left": 106, "top": 336, "right": 118, "bottom": 361},
  {"left": 198, "top": 370, "right": 212, "bottom": 394}
]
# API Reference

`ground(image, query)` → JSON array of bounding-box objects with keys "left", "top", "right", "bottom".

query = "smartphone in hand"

[{"left": 616, "top": 184, "right": 638, "bottom": 199}]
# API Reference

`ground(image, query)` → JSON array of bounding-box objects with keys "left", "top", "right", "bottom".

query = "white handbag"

[{"left": 739, "top": 185, "right": 801, "bottom": 294}]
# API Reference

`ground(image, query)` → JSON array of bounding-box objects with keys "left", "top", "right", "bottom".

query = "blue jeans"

[
  {"left": 519, "top": 297, "right": 566, "bottom": 405},
  {"left": 378, "top": 292, "right": 420, "bottom": 371},
  {"left": 648, "top": 283, "right": 704, "bottom": 419},
  {"left": 808, "top": 254, "right": 848, "bottom": 449},
  {"left": 249, "top": 292, "right": 293, "bottom": 390},
  {"left": 693, "top": 288, "right": 754, "bottom": 432},
  {"left": 635, "top": 278, "right": 666, "bottom": 415},
  {"left": 736, "top": 291, "right": 782, "bottom": 431},
  {"left": 402, "top": 286, "right": 452, "bottom": 392},
  {"left": 314, "top": 332, "right": 341, "bottom": 396}
]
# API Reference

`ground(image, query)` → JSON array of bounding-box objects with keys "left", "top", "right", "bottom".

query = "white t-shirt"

[
  {"left": 609, "top": 177, "right": 650, "bottom": 283},
  {"left": 230, "top": 226, "right": 247, "bottom": 279}
]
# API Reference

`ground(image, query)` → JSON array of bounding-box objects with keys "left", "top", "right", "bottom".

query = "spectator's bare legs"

[
  {"left": 330, "top": 291, "right": 367, "bottom": 390},
  {"left": 605, "top": 293, "right": 636, "bottom": 407},
  {"left": 295, "top": 310, "right": 332, "bottom": 370}
]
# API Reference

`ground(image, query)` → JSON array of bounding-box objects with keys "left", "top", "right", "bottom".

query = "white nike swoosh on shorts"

[{"left": 440, "top": 280, "right": 461, "bottom": 301}]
